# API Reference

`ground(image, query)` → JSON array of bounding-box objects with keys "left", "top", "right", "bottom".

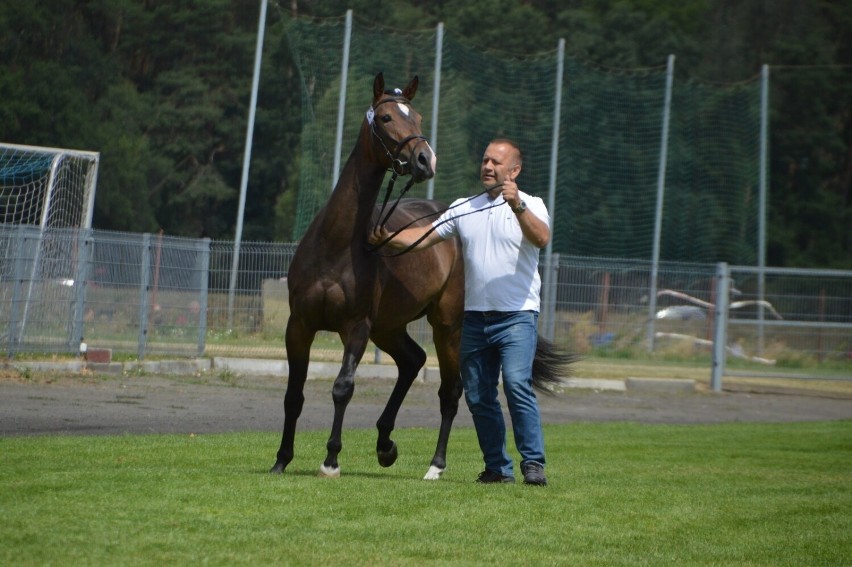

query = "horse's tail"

[{"left": 532, "top": 335, "right": 579, "bottom": 394}]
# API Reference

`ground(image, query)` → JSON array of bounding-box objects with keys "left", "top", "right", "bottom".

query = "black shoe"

[
  {"left": 521, "top": 462, "right": 547, "bottom": 486},
  {"left": 476, "top": 470, "right": 515, "bottom": 484}
]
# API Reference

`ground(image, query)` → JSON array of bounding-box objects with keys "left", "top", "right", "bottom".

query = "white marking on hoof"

[
  {"left": 423, "top": 465, "right": 444, "bottom": 480},
  {"left": 319, "top": 464, "right": 340, "bottom": 478}
]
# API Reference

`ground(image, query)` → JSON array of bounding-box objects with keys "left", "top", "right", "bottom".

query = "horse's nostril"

[{"left": 418, "top": 153, "right": 428, "bottom": 166}]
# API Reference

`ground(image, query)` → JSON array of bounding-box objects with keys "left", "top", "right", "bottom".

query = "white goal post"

[
  {"left": 0, "top": 143, "right": 100, "bottom": 353},
  {"left": 0, "top": 142, "right": 99, "bottom": 229}
]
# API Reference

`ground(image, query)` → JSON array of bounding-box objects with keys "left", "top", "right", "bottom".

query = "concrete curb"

[
  {"left": 213, "top": 358, "right": 405, "bottom": 380},
  {"left": 625, "top": 377, "right": 697, "bottom": 393},
  {"left": 4, "top": 360, "right": 85, "bottom": 373},
  {"left": 214, "top": 357, "right": 283, "bottom": 375},
  {"left": 562, "top": 378, "right": 626, "bottom": 392},
  {"left": 6, "top": 358, "right": 701, "bottom": 394},
  {"left": 130, "top": 359, "right": 212, "bottom": 375}
]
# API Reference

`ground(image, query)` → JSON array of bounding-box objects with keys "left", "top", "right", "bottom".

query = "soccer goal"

[
  {"left": 0, "top": 143, "right": 99, "bottom": 229},
  {"left": 0, "top": 143, "right": 100, "bottom": 354}
]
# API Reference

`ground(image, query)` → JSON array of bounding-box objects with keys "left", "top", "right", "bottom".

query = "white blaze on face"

[
  {"left": 396, "top": 102, "right": 410, "bottom": 117},
  {"left": 425, "top": 140, "right": 437, "bottom": 171}
]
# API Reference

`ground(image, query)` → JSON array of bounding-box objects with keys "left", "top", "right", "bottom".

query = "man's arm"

[
  {"left": 368, "top": 224, "right": 445, "bottom": 252},
  {"left": 513, "top": 204, "right": 550, "bottom": 248},
  {"left": 502, "top": 181, "right": 551, "bottom": 248}
]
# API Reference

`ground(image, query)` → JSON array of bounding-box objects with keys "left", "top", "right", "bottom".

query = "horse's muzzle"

[{"left": 411, "top": 142, "right": 436, "bottom": 182}]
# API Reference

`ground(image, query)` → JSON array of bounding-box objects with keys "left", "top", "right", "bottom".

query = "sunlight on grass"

[{"left": 2, "top": 422, "right": 850, "bottom": 565}]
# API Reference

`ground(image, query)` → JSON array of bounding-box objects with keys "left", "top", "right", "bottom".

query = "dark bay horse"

[
  {"left": 270, "top": 73, "right": 462, "bottom": 479},
  {"left": 270, "top": 72, "right": 571, "bottom": 480}
]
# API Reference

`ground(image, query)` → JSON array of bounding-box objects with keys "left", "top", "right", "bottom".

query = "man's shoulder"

[
  {"left": 520, "top": 191, "right": 550, "bottom": 223},
  {"left": 447, "top": 193, "right": 488, "bottom": 211},
  {"left": 520, "top": 191, "right": 545, "bottom": 205},
  {"left": 521, "top": 191, "right": 548, "bottom": 208}
]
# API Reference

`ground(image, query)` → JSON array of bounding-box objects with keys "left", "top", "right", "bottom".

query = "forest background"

[{"left": 1, "top": 0, "right": 849, "bottom": 268}]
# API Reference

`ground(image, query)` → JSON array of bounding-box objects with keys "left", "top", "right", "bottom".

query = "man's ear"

[{"left": 510, "top": 163, "right": 522, "bottom": 182}]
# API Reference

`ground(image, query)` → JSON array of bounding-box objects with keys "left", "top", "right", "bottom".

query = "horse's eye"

[{"left": 381, "top": 114, "right": 392, "bottom": 123}]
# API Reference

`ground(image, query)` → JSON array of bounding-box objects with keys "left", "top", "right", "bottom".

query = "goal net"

[
  {"left": 0, "top": 143, "right": 99, "bottom": 230},
  {"left": 0, "top": 143, "right": 100, "bottom": 353}
]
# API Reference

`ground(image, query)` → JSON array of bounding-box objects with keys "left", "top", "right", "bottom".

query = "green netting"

[
  {"left": 284, "top": 15, "right": 762, "bottom": 265},
  {"left": 558, "top": 62, "right": 667, "bottom": 260},
  {"left": 664, "top": 81, "right": 762, "bottom": 264}
]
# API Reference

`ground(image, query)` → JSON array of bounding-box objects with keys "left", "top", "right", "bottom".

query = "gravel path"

[{"left": 2, "top": 372, "right": 850, "bottom": 437}]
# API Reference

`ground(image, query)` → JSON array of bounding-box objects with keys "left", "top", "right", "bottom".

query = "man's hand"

[
  {"left": 368, "top": 225, "right": 390, "bottom": 247},
  {"left": 501, "top": 179, "right": 522, "bottom": 210},
  {"left": 367, "top": 223, "right": 443, "bottom": 253}
]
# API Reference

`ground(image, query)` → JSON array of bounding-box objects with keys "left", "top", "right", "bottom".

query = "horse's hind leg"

[
  {"left": 423, "top": 321, "right": 463, "bottom": 480},
  {"left": 270, "top": 318, "right": 314, "bottom": 474},
  {"left": 371, "top": 330, "right": 427, "bottom": 468}
]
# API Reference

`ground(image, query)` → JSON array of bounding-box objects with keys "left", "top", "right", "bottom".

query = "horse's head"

[{"left": 366, "top": 72, "right": 436, "bottom": 183}]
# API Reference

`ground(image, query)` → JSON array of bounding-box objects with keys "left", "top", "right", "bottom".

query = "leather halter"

[
  {"left": 368, "top": 96, "right": 428, "bottom": 176},
  {"left": 369, "top": 96, "right": 429, "bottom": 229}
]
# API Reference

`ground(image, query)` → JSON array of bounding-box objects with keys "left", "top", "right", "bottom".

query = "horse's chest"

[{"left": 292, "top": 267, "right": 372, "bottom": 313}]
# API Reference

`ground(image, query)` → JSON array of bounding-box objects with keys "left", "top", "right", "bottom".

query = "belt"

[{"left": 466, "top": 310, "right": 536, "bottom": 317}]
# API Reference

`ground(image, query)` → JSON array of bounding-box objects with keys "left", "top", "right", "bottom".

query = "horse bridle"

[
  {"left": 366, "top": 96, "right": 508, "bottom": 257},
  {"left": 369, "top": 96, "right": 430, "bottom": 229},
  {"left": 369, "top": 96, "right": 428, "bottom": 176}
]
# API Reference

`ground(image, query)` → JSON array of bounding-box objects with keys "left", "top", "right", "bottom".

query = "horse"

[{"left": 270, "top": 72, "right": 571, "bottom": 480}]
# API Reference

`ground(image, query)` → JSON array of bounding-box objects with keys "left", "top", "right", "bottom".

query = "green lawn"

[{"left": 2, "top": 421, "right": 849, "bottom": 565}]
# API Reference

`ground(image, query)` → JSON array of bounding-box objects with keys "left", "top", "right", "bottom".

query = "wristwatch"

[{"left": 512, "top": 200, "right": 527, "bottom": 214}]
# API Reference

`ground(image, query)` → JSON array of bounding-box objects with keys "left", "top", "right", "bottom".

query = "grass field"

[{"left": 2, "top": 421, "right": 849, "bottom": 565}]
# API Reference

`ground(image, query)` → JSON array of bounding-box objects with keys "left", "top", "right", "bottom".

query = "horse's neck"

[{"left": 316, "top": 150, "right": 385, "bottom": 246}]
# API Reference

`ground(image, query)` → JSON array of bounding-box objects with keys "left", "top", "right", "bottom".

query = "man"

[{"left": 369, "top": 138, "right": 551, "bottom": 486}]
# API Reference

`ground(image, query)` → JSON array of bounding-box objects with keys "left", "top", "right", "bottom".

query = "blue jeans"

[{"left": 460, "top": 311, "right": 544, "bottom": 477}]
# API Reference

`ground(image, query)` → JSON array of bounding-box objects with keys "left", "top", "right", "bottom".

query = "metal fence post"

[
  {"left": 757, "top": 64, "right": 770, "bottom": 355},
  {"left": 426, "top": 21, "right": 443, "bottom": 200},
  {"left": 7, "top": 225, "right": 31, "bottom": 356},
  {"left": 70, "top": 228, "right": 93, "bottom": 351},
  {"left": 229, "top": 0, "right": 268, "bottom": 331},
  {"left": 647, "top": 54, "right": 675, "bottom": 352},
  {"left": 332, "top": 9, "right": 353, "bottom": 189},
  {"left": 710, "top": 261, "right": 730, "bottom": 392},
  {"left": 197, "top": 238, "right": 211, "bottom": 357},
  {"left": 542, "top": 38, "right": 565, "bottom": 342},
  {"left": 138, "top": 233, "right": 151, "bottom": 360},
  {"left": 542, "top": 253, "right": 559, "bottom": 341}
]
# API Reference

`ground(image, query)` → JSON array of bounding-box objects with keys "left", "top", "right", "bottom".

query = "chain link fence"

[{"left": 1, "top": 227, "right": 848, "bottom": 381}]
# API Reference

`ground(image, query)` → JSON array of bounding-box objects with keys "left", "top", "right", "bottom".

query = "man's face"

[{"left": 480, "top": 142, "right": 520, "bottom": 189}]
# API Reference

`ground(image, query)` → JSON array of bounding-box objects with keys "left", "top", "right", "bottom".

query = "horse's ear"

[
  {"left": 373, "top": 72, "right": 385, "bottom": 102},
  {"left": 403, "top": 76, "right": 419, "bottom": 101}
]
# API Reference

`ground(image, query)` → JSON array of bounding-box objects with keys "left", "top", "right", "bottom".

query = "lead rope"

[
  {"left": 368, "top": 183, "right": 505, "bottom": 257},
  {"left": 371, "top": 121, "right": 428, "bottom": 230}
]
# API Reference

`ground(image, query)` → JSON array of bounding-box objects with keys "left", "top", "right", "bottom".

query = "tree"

[{"left": 1, "top": 0, "right": 847, "bottom": 266}]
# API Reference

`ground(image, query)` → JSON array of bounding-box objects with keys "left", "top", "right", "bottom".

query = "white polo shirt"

[{"left": 433, "top": 190, "right": 550, "bottom": 312}]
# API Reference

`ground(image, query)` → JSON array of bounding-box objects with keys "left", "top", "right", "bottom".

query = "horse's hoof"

[
  {"left": 377, "top": 442, "right": 398, "bottom": 468},
  {"left": 269, "top": 462, "right": 285, "bottom": 474},
  {"left": 319, "top": 464, "right": 340, "bottom": 478},
  {"left": 423, "top": 465, "right": 444, "bottom": 480}
]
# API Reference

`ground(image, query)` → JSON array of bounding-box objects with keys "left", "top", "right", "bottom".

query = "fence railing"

[{"left": 1, "top": 227, "right": 849, "bottom": 385}]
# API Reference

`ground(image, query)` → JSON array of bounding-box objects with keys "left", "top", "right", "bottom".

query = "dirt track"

[{"left": 1, "top": 372, "right": 850, "bottom": 437}]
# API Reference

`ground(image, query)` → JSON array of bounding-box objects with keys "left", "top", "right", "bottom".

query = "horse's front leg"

[
  {"left": 271, "top": 317, "right": 315, "bottom": 474},
  {"left": 320, "top": 321, "right": 371, "bottom": 478}
]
